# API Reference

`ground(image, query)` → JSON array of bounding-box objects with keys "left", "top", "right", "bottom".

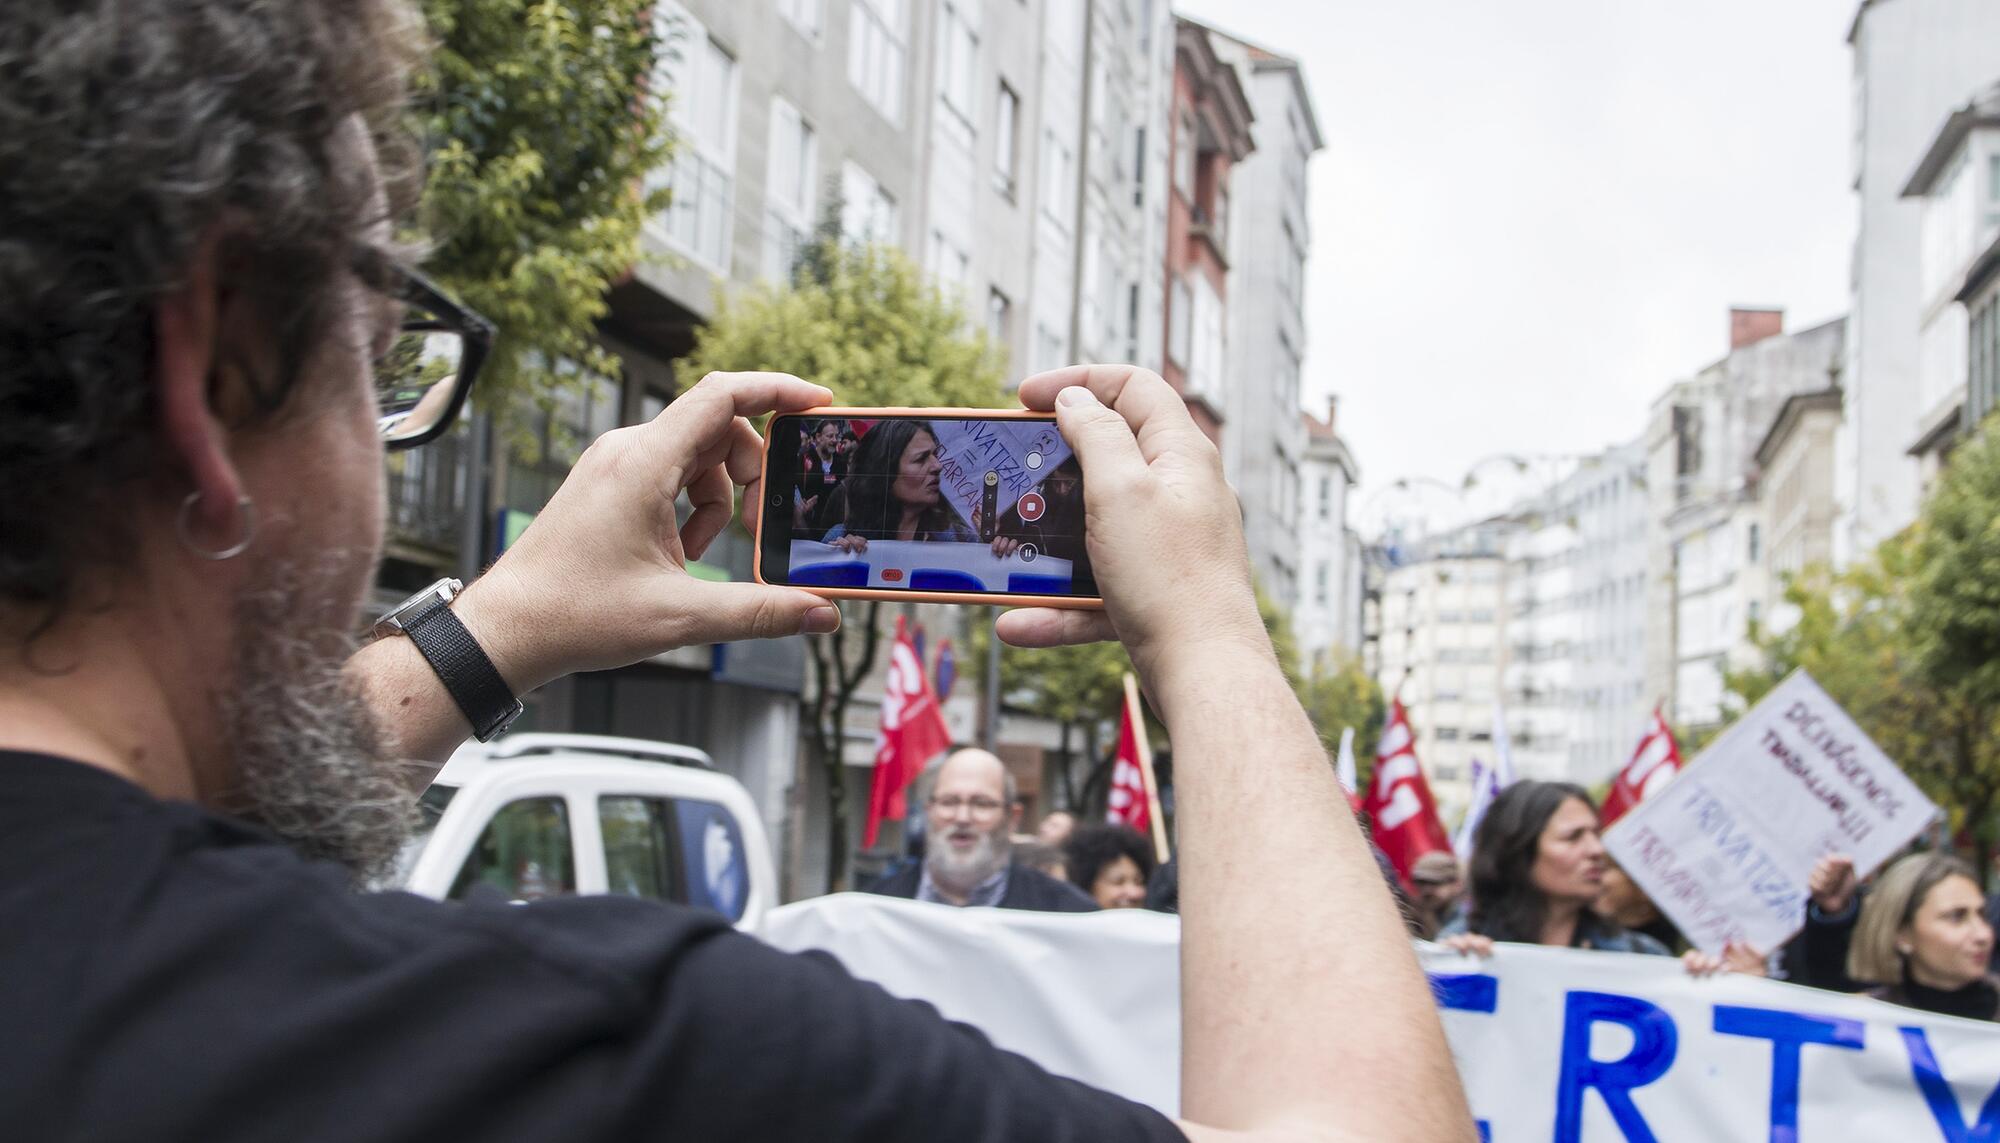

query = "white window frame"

[
  {"left": 762, "top": 97, "right": 817, "bottom": 282},
  {"left": 937, "top": 0, "right": 979, "bottom": 133},
  {"left": 1040, "top": 126, "right": 1073, "bottom": 232},
  {"left": 650, "top": 5, "right": 739, "bottom": 273},
  {"left": 840, "top": 160, "right": 898, "bottom": 246},
  {"left": 847, "top": 0, "right": 908, "bottom": 125},
  {"left": 777, "top": 0, "right": 823, "bottom": 40},
  {"left": 994, "top": 81, "right": 1020, "bottom": 196},
  {"left": 1168, "top": 275, "right": 1192, "bottom": 368}
]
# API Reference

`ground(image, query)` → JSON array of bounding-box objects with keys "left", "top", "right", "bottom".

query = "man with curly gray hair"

[{"left": 0, "top": 3, "right": 1471, "bottom": 1140}]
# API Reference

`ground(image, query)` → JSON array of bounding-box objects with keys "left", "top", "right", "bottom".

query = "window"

[
  {"left": 994, "top": 82, "right": 1020, "bottom": 195},
  {"left": 1747, "top": 522, "right": 1762, "bottom": 563},
  {"left": 675, "top": 798, "right": 750, "bottom": 921},
  {"left": 1168, "top": 275, "right": 1192, "bottom": 367},
  {"left": 600, "top": 796, "right": 674, "bottom": 899},
  {"left": 1315, "top": 561, "right": 1330, "bottom": 604},
  {"left": 777, "top": 0, "right": 822, "bottom": 39},
  {"left": 450, "top": 797, "right": 575, "bottom": 902},
  {"left": 840, "top": 161, "right": 897, "bottom": 245},
  {"left": 1211, "top": 176, "right": 1229, "bottom": 253},
  {"left": 651, "top": 7, "right": 738, "bottom": 271},
  {"left": 1041, "top": 126, "right": 1073, "bottom": 230},
  {"left": 987, "top": 287, "right": 1012, "bottom": 350},
  {"left": 1131, "top": 126, "right": 1146, "bottom": 206},
  {"left": 1034, "top": 323, "right": 1066, "bottom": 375},
  {"left": 927, "top": 228, "right": 970, "bottom": 290},
  {"left": 762, "top": 98, "right": 816, "bottom": 281},
  {"left": 1173, "top": 108, "right": 1196, "bottom": 200},
  {"left": 847, "top": 0, "right": 907, "bottom": 124},
  {"left": 1188, "top": 272, "right": 1224, "bottom": 401},
  {"left": 938, "top": 1, "right": 978, "bottom": 130},
  {"left": 1318, "top": 474, "right": 1332, "bottom": 520},
  {"left": 1437, "top": 728, "right": 1461, "bottom": 742}
]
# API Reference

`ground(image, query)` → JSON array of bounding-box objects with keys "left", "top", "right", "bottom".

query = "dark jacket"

[
  {"left": 863, "top": 860, "right": 1098, "bottom": 913},
  {"left": 1786, "top": 900, "right": 1862, "bottom": 993},
  {"left": 1865, "top": 974, "right": 2000, "bottom": 1022}
]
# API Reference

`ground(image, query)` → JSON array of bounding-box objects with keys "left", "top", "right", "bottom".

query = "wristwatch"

[{"left": 373, "top": 578, "right": 524, "bottom": 742}]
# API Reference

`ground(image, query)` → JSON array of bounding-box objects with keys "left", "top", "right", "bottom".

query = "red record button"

[
  {"left": 882, "top": 569, "right": 905, "bottom": 582},
  {"left": 1018, "top": 492, "right": 1046, "bottom": 522}
]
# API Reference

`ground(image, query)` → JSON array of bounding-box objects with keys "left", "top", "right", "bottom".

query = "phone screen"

[{"left": 760, "top": 413, "right": 1097, "bottom": 599}]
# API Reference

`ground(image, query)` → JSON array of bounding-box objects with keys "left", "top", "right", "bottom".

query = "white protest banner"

[
  {"left": 759, "top": 894, "right": 2000, "bottom": 1140},
  {"left": 1603, "top": 671, "right": 1938, "bottom": 955},
  {"left": 928, "top": 419, "right": 1071, "bottom": 531}
]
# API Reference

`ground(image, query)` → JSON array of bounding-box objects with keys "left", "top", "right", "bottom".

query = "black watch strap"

[{"left": 399, "top": 595, "right": 524, "bottom": 742}]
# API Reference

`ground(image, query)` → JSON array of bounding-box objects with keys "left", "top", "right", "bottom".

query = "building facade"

[
  {"left": 1837, "top": 0, "right": 2000, "bottom": 563},
  {"left": 1201, "top": 27, "right": 1322, "bottom": 608},
  {"left": 1901, "top": 80, "right": 2000, "bottom": 489},
  {"left": 1754, "top": 388, "right": 1844, "bottom": 634},
  {"left": 1645, "top": 312, "right": 1846, "bottom": 730},
  {"left": 1297, "top": 398, "right": 1364, "bottom": 670},
  {"left": 1371, "top": 519, "right": 1514, "bottom": 827},
  {"left": 1158, "top": 17, "right": 1254, "bottom": 444},
  {"left": 1500, "top": 442, "right": 1650, "bottom": 788}
]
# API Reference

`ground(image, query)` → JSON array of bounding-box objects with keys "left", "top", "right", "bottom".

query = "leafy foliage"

[
  {"left": 416, "top": 0, "right": 671, "bottom": 419},
  {"left": 677, "top": 239, "right": 1007, "bottom": 406},
  {"left": 1299, "top": 651, "right": 1386, "bottom": 783}
]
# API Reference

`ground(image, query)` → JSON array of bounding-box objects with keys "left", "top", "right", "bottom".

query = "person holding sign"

[
  {"left": 1843, "top": 853, "right": 1999, "bottom": 1021},
  {"left": 822, "top": 420, "right": 976, "bottom": 551},
  {"left": 1440, "top": 782, "right": 1763, "bottom": 975}
]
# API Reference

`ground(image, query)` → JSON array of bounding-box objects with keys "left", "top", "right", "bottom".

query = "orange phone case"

[{"left": 755, "top": 406, "right": 1104, "bottom": 609}]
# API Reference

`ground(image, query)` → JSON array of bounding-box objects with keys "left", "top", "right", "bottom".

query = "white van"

[{"left": 391, "top": 733, "right": 777, "bottom": 931}]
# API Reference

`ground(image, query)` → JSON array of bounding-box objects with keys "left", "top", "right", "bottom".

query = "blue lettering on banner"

[
  {"left": 1901, "top": 1026, "right": 2000, "bottom": 1142},
  {"left": 1430, "top": 974, "right": 1497, "bottom": 1142},
  {"left": 1555, "top": 991, "right": 1677, "bottom": 1143},
  {"left": 1712, "top": 1005, "right": 1865, "bottom": 1143}
]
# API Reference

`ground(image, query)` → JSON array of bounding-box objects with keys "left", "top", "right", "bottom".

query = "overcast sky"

[{"left": 1174, "top": 0, "right": 1856, "bottom": 517}]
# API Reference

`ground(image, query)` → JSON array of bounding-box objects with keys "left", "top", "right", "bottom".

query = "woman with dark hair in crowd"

[
  {"left": 1441, "top": 781, "right": 1760, "bottom": 974},
  {"left": 1064, "top": 824, "right": 1155, "bottom": 910},
  {"left": 822, "top": 420, "right": 974, "bottom": 552},
  {"left": 1842, "top": 852, "right": 1998, "bottom": 1020}
]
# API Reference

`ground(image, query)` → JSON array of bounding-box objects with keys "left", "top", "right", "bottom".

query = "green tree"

[
  {"left": 1256, "top": 581, "right": 1306, "bottom": 692},
  {"left": 1907, "top": 422, "right": 2000, "bottom": 873},
  {"left": 417, "top": 0, "right": 671, "bottom": 420},
  {"left": 966, "top": 623, "right": 1135, "bottom": 811},
  {"left": 678, "top": 233, "right": 1006, "bottom": 894},
  {"left": 1299, "top": 651, "right": 1385, "bottom": 788},
  {"left": 1724, "top": 536, "right": 2000, "bottom": 875}
]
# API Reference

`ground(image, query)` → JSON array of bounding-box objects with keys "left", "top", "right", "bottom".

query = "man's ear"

[{"left": 153, "top": 231, "right": 245, "bottom": 537}]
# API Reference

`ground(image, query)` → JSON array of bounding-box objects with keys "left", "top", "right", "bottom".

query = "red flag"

[
  {"left": 863, "top": 617, "right": 954, "bottom": 848},
  {"left": 1365, "top": 699, "right": 1451, "bottom": 887},
  {"left": 1106, "top": 673, "right": 1169, "bottom": 862},
  {"left": 1600, "top": 707, "right": 1683, "bottom": 827}
]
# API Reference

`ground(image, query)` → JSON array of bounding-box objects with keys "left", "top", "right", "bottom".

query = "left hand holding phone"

[{"left": 451, "top": 372, "right": 844, "bottom": 698}]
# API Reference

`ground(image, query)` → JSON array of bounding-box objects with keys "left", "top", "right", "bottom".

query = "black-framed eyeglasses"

[{"left": 359, "top": 251, "right": 495, "bottom": 451}]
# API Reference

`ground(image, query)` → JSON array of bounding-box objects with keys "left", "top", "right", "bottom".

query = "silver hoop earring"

[{"left": 176, "top": 492, "right": 257, "bottom": 561}]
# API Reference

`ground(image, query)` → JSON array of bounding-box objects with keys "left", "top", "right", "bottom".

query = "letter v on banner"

[{"left": 1366, "top": 699, "right": 1452, "bottom": 887}]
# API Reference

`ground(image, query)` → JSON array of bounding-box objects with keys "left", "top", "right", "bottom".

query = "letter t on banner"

[{"left": 1713, "top": 1006, "right": 1865, "bottom": 1141}]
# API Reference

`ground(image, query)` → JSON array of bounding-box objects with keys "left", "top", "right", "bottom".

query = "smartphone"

[{"left": 756, "top": 408, "right": 1102, "bottom": 607}]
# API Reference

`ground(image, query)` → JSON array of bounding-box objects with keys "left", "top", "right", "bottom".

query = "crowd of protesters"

[{"left": 891, "top": 766, "right": 2000, "bottom": 1026}]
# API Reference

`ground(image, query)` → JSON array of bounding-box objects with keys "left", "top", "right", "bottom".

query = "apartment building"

[
  {"left": 1837, "top": 0, "right": 2000, "bottom": 563},
  {"left": 1297, "top": 398, "right": 1364, "bottom": 670}
]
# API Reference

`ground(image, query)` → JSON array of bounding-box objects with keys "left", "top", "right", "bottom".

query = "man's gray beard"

[
  {"left": 926, "top": 826, "right": 1011, "bottom": 894},
  {"left": 216, "top": 556, "right": 420, "bottom": 885}
]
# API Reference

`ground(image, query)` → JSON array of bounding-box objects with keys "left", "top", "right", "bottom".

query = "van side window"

[
  {"left": 599, "top": 796, "right": 678, "bottom": 901},
  {"left": 449, "top": 797, "right": 576, "bottom": 902},
  {"left": 676, "top": 799, "right": 749, "bottom": 922}
]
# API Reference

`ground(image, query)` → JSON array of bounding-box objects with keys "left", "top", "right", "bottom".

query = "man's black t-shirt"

[{"left": 0, "top": 752, "right": 1184, "bottom": 1142}]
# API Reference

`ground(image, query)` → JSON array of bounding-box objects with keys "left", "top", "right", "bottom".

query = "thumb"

[
  {"left": 672, "top": 580, "right": 841, "bottom": 645},
  {"left": 1053, "top": 386, "right": 1146, "bottom": 491}
]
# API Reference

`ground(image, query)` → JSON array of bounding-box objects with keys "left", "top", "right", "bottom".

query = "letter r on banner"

[
  {"left": 1555, "top": 992, "right": 1677, "bottom": 1143},
  {"left": 1713, "top": 1006, "right": 1864, "bottom": 1143}
]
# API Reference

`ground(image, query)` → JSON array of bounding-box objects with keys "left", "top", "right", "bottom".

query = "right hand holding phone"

[{"left": 996, "top": 365, "right": 1266, "bottom": 681}]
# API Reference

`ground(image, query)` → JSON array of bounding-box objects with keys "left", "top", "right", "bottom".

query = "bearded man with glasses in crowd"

[
  {"left": 864, "top": 748, "right": 1097, "bottom": 912},
  {"left": 0, "top": 2, "right": 1472, "bottom": 1140}
]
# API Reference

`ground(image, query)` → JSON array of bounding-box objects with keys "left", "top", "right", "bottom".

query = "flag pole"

[{"left": 1124, "top": 673, "right": 1170, "bottom": 865}]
